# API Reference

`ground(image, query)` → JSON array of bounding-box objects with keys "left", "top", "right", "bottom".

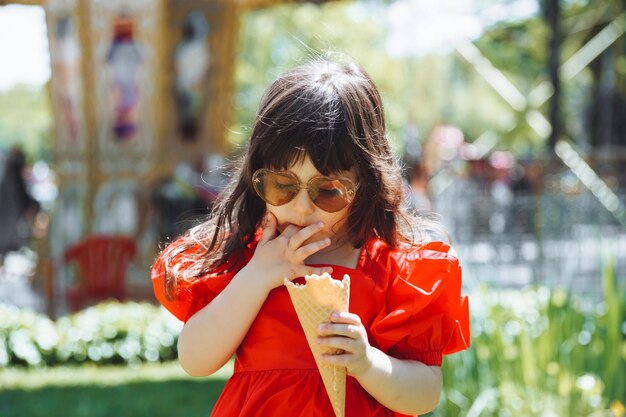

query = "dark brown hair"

[{"left": 161, "top": 57, "right": 439, "bottom": 297}]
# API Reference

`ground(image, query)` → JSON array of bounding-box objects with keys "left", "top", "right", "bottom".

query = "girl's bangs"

[{"left": 255, "top": 111, "right": 357, "bottom": 175}]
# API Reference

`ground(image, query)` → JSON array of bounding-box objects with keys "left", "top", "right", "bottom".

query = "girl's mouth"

[
  {"left": 277, "top": 222, "right": 312, "bottom": 233},
  {"left": 278, "top": 222, "right": 299, "bottom": 231}
]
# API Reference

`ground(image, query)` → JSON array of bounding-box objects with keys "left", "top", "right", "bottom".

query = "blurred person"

[
  {"left": 405, "top": 158, "right": 432, "bottom": 211},
  {"left": 488, "top": 151, "right": 514, "bottom": 235},
  {"left": 151, "top": 161, "right": 208, "bottom": 244},
  {"left": 510, "top": 153, "right": 538, "bottom": 195},
  {"left": 0, "top": 146, "right": 41, "bottom": 259}
]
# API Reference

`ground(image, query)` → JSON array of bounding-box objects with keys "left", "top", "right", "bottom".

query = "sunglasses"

[{"left": 252, "top": 168, "right": 357, "bottom": 213}]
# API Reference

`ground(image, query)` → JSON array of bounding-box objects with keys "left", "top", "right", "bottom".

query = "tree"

[{"left": 0, "top": 84, "right": 52, "bottom": 160}]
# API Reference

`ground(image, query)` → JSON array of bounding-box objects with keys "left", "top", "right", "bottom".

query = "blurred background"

[{"left": 0, "top": 0, "right": 624, "bottom": 416}]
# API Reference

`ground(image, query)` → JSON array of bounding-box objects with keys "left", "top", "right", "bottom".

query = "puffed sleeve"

[
  {"left": 370, "top": 241, "right": 470, "bottom": 366},
  {"left": 151, "top": 239, "right": 241, "bottom": 323}
]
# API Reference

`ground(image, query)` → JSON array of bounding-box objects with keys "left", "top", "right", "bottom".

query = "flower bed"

[{"left": 0, "top": 301, "right": 181, "bottom": 367}]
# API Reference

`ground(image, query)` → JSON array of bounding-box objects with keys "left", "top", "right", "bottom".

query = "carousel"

[{"left": 1, "top": 0, "right": 336, "bottom": 316}]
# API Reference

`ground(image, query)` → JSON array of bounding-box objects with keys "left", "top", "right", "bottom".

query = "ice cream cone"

[{"left": 284, "top": 273, "right": 350, "bottom": 417}]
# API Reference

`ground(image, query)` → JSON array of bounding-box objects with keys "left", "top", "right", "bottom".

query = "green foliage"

[
  {"left": 432, "top": 275, "right": 626, "bottom": 416},
  {"left": 232, "top": 3, "right": 548, "bottom": 157},
  {"left": 0, "top": 84, "right": 52, "bottom": 160},
  {"left": 232, "top": 2, "right": 399, "bottom": 148},
  {"left": 232, "top": 0, "right": 625, "bottom": 158},
  {"left": 0, "top": 301, "right": 181, "bottom": 368},
  {"left": 234, "top": 2, "right": 496, "bottom": 154},
  {"left": 474, "top": 18, "right": 550, "bottom": 94}
]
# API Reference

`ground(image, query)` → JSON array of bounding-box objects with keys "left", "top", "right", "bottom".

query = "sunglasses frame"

[{"left": 252, "top": 168, "right": 358, "bottom": 213}]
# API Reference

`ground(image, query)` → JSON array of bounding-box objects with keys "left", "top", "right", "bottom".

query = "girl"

[{"left": 152, "top": 58, "right": 470, "bottom": 417}]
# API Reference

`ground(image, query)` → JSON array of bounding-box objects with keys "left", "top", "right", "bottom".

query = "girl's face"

[{"left": 263, "top": 155, "right": 357, "bottom": 247}]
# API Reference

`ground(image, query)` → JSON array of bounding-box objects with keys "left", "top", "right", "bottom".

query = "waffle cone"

[{"left": 284, "top": 273, "right": 350, "bottom": 417}]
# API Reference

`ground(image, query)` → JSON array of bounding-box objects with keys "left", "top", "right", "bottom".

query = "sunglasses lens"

[
  {"left": 253, "top": 171, "right": 298, "bottom": 206},
  {"left": 309, "top": 178, "right": 355, "bottom": 213},
  {"left": 253, "top": 169, "right": 356, "bottom": 212}
]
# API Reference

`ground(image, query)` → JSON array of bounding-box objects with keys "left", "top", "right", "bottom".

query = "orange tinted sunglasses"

[{"left": 252, "top": 168, "right": 357, "bottom": 213}]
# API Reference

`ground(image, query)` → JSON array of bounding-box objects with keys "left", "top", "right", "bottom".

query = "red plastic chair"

[{"left": 64, "top": 235, "right": 137, "bottom": 311}]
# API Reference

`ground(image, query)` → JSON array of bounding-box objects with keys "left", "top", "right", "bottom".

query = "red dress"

[{"left": 151, "top": 236, "right": 470, "bottom": 417}]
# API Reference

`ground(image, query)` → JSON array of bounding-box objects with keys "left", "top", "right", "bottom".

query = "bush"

[
  {"left": 0, "top": 302, "right": 182, "bottom": 368},
  {"left": 436, "top": 279, "right": 626, "bottom": 417}
]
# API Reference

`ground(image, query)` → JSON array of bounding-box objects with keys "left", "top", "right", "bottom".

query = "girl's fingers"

[
  {"left": 259, "top": 213, "right": 277, "bottom": 244},
  {"left": 319, "top": 352, "right": 352, "bottom": 366},
  {"left": 318, "top": 323, "right": 361, "bottom": 339},
  {"left": 287, "top": 222, "right": 325, "bottom": 251},
  {"left": 295, "top": 237, "right": 331, "bottom": 259},
  {"left": 329, "top": 312, "right": 362, "bottom": 325},
  {"left": 317, "top": 336, "right": 354, "bottom": 353},
  {"left": 280, "top": 224, "right": 302, "bottom": 240},
  {"left": 304, "top": 266, "right": 334, "bottom": 277}
]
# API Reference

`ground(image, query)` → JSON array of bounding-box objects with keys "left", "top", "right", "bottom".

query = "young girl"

[{"left": 152, "top": 58, "right": 470, "bottom": 417}]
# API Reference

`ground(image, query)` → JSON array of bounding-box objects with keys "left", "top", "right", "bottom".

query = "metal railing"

[{"left": 434, "top": 184, "right": 626, "bottom": 297}]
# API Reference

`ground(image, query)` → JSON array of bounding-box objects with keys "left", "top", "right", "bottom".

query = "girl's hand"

[
  {"left": 244, "top": 212, "right": 333, "bottom": 289},
  {"left": 317, "top": 312, "right": 373, "bottom": 377}
]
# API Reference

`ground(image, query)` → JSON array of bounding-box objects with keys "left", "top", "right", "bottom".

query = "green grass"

[{"left": 0, "top": 361, "right": 232, "bottom": 417}]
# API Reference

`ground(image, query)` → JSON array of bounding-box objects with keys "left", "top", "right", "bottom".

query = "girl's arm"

[
  {"left": 352, "top": 347, "right": 442, "bottom": 415},
  {"left": 177, "top": 266, "right": 271, "bottom": 376},
  {"left": 178, "top": 214, "right": 333, "bottom": 377},
  {"left": 318, "top": 312, "right": 442, "bottom": 415}
]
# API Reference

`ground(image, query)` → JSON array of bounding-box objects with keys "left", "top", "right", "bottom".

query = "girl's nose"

[{"left": 292, "top": 188, "right": 315, "bottom": 214}]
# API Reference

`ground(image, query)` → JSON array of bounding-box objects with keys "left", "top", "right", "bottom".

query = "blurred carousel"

[{"left": 1, "top": 0, "right": 334, "bottom": 316}]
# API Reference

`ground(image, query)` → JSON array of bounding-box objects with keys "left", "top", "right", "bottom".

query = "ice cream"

[{"left": 284, "top": 273, "right": 350, "bottom": 417}]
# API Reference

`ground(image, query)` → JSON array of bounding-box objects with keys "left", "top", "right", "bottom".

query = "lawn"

[{"left": 0, "top": 361, "right": 232, "bottom": 417}]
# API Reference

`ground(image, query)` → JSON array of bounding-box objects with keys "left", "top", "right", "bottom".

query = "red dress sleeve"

[
  {"left": 370, "top": 241, "right": 470, "bottom": 366},
  {"left": 151, "top": 239, "right": 244, "bottom": 323}
]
